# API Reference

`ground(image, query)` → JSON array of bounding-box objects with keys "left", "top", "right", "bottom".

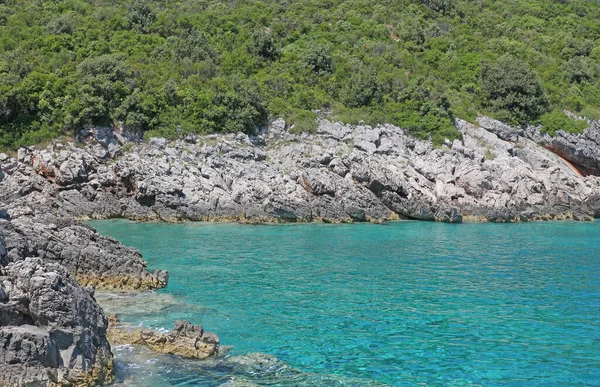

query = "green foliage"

[
  {"left": 288, "top": 110, "right": 318, "bottom": 134},
  {"left": 301, "top": 43, "right": 334, "bottom": 76},
  {"left": 73, "top": 54, "right": 133, "bottom": 127},
  {"left": 538, "top": 109, "right": 587, "bottom": 136},
  {"left": 250, "top": 30, "right": 279, "bottom": 62},
  {"left": 126, "top": 0, "right": 157, "bottom": 34},
  {"left": 2, "top": 0, "right": 600, "bottom": 149},
  {"left": 122, "top": 142, "right": 133, "bottom": 153},
  {"left": 342, "top": 66, "right": 383, "bottom": 108},
  {"left": 201, "top": 77, "right": 269, "bottom": 134},
  {"left": 482, "top": 55, "right": 549, "bottom": 125},
  {"left": 484, "top": 148, "right": 496, "bottom": 161},
  {"left": 562, "top": 56, "right": 596, "bottom": 83},
  {"left": 422, "top": 0, "right": 454, "bottom": 14},
  {"left": 580, "top": 106, "right": 600, "bottom": 121}
]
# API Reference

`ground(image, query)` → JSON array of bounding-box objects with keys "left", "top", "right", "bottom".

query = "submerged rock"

[
  {"left": 221, "top": 352, "right": 290, "bottom": 375},
  {"left": 219, "top": 377, "right": 261, "bottom": 387},
  {"left": 0, "top": 258, "right": 114, "bottom": 386},
  {"left": 108, "top": 316, "right": 219, "bottom": 360}
]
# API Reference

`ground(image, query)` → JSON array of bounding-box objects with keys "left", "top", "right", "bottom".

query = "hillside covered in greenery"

[{"left": 1, "top": 0, "right": 600, "bottom": 149}]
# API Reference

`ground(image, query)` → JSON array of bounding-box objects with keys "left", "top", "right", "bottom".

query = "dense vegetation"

[{"left": 1, "top": 0, "right": 600, "bottom": 149}]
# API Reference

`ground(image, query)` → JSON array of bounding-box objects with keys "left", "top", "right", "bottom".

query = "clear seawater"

[{"left": 90, "top": 220, "right": 600, "bottom": 386}]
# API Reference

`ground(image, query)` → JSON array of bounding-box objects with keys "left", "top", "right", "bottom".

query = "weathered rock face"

[
  {"left": 108, "top": 317, "right": 219, "bottom": 360},
  {"left": 3, "top": 117, "right": 600, "bottom": 226},
  {"left": 0, "top": 257, "right": 114, "bottom": 386},
  {"left": 0, "top": 159, "right": 168, "bottom": 291},
  {"left": 479, "top": 116, "right": 600, "bottom": 177},
  {"left": 0, "top": 214, "right": 167, "bottom": 291},
  {"left": 7, "top": 116, "right": 599, "bottom": 224}
]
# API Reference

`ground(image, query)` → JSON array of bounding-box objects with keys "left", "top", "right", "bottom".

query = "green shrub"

[
  {"left": 539, "top": 109, "right": 587, "bottom": 136},
  {"left": 301, "top": 43, "right": 334, "bottom": 76},
  {"left": 122, "top": 142, "right": 134, "bottom": 152},
  {"left": 288, "top": 110, "right": 318, "bottom": 134},
  {"left": 482, "top": 55, "right": 550, "bottom": 125},
  {"left": 580, "top": 106, "right": 600, "bottom": 121},
  {"left": 342, "top": 66, "right": 383, "bottom": 108}
]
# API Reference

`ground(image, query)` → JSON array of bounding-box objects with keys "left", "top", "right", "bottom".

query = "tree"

[
  {"left": 343, "top": 67, "right": 383, "bottom": 108},
  {"left": 302, "top": 43, "right": 334, "bottom": 76},
  {"left": 563, "top": 56, "right": 595, "bottom": 83},
  {"left": 73, "top": 54, "right": 133, "bottom": 126},
  {"left": 250, "top": 30, "right": 279, "bottom": 62},
  {"left": 422, "top": 0, "right": 453, "bottom": 14},
  {"left": 125, "top": 0, "right": 156, "bottom": 34},
  {"left": 482, "top": 55, "right": 549, "bottom": 125}
]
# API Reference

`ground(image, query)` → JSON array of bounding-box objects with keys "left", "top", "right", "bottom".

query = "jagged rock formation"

[
  {"left": 0, "top": 258, "right": 114, "bottom": 386},
  {"left": 4, "top": 117, "right": 598, "bottom": 224},
  {"left": 479, "top": 116, "right": 600, "bottom": 177},
  {"left": 108, "top": 317, "right": 219, "bottom": 360},
  {"left": 0, "top": 155, "right": 168, "bottom": 291},
  {"left": 0, "top": 215, "right": 167, "bottom": 291}
]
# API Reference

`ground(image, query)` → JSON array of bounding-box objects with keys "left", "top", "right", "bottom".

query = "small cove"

[{"left": 91, "top": 220, "right": 600, "bottom": 386}]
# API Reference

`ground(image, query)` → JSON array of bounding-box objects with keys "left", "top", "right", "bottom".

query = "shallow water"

[{"left": 91, "top": 220, "right": 600, "bottom": 386}]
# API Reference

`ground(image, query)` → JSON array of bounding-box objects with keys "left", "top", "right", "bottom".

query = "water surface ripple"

[{"left": 91, "top": 220, "right": 600, "bottom": 386}]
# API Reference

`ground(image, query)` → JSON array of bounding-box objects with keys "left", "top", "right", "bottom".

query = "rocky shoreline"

[
  {"left": 1, "top": 116, "right": 600, "bottom": 385},
  {"left": 4, "top": 116, "right": 600, "bottom": 225},
  {"left": 107, "top": 317, "right": 220, "bottom": 360}
]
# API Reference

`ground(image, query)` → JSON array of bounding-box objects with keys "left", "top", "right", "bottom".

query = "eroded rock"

[
  {"left": 108, "top": 316, "right": 219, "bottom": 360},
  {"left": 0, "top": 258, "right": 114, "bottom": 387}
]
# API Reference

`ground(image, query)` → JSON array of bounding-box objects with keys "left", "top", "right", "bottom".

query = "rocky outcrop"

[
  {"left": 0, "top": 258, "right": 114, "bottom": 386},
  {"left": 108, "top": 316, "right": 219, "bottom": 360},
  {"left": 0, "top": 153, "right": 168, "bottom": 291},
  {"left": 3, "top": 116, "right": 600, "bottom": 226},
  {"left": 0, "top": 214, "right": 167, "bottom": 291},
  {"left": 479, "top": 116, "right": 600, "bottom": 177}
]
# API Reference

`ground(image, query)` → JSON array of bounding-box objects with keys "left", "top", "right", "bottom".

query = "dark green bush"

[
  {"left": 342, "top": 67, "right": 383, "bottom": 108},
  {"left": 301, "top": 43, "right": 334, "bottom": 76},
  {"left": 482, "top": 55, "right": 550, "bottom": 125}
]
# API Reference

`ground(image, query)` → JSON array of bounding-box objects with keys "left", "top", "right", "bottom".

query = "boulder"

[{"left": 0, "top": 258, "right": 114, "bottom": 387}]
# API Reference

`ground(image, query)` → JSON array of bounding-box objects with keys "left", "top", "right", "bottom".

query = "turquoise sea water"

[{"left": 91, "top": 220, "right": 600, "bottom": 386}]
